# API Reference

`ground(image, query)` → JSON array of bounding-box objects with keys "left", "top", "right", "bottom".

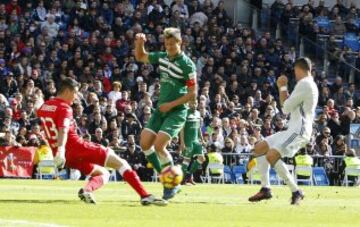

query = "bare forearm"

[
  {"left": 172, "top": 93, "right": 195, "bottom": 107},
  {"left": 134, "top": 42, "right": 148, "bottom": 63},
  {"left": 170, "top": 87, "right": 197, "bottom": 108}
]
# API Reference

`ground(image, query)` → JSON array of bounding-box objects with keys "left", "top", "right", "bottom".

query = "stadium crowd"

[
  {"left": 0, "top": 0, "right": 359, "bottom": 185},
  {"left": 270, "top": 0, "right": 360, "bottom": 83}
]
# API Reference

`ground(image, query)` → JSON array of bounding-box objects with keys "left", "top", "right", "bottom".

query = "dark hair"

[
  {"left": 83, "top": 133, "right": 91, "bottom": 140},
  {"left": 58, "top": 78, "right": 79, "bottom": 94},
  {"left": 335, "top": 135, "right": 345, "bottom": 143},
  {"left": 294, "top": 57, "right": 312, "bottom": 72}
]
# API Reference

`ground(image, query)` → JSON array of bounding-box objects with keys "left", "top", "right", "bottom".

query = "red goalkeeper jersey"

[{"left": 37, "top": 98, "right": 82, "bottom": 156}]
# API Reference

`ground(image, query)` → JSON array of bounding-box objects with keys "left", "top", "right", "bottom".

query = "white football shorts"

[{"left": 265, "top": 130, "right": 309, "bottom": 158}]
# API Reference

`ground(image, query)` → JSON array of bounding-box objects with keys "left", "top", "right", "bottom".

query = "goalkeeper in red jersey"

[{"left": 37, "top": 78, "right": 166, "bottom": 206}]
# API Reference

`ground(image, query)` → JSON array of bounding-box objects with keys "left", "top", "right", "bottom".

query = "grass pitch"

[{"left": 0, "top": 180, "right": 359, "bottom": 227}]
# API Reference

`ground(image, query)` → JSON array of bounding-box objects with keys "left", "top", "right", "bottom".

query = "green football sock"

[
  {"left": 144, "top": 149, "right": 162, "bottom": 173},
  {"left": 189, "top": 159, "right": 202, "bottom": 174}
]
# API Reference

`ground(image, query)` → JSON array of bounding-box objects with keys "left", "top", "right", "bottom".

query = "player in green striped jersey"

[
  {"left": 134, "top": 28, "right": 197, "bottom": 200},
  {"left": 179, "top": 99, "right": 205, "bottom": 185}
]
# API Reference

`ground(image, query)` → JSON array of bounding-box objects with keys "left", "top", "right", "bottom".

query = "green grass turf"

[{"left": 0, "top": 180, "right": 359, "bottom": 227}]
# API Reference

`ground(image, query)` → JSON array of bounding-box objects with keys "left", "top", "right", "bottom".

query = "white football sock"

[
  {"left": 273, "top": 160, "right": 299, "bottom": 192},
  {"left": 159, "top": 152, "right": 173, "bottom": 166},
  {"left": 257, "top": 155, "right": 271, "bottom": 188},
  {"left": 143, "top": 148, "right": 156, "bottom": 156},
  {"left": 118, "top": 162, "right": 131, "bottom": 176}
]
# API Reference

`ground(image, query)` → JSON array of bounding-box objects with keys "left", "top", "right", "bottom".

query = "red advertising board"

[{"left": 0, "top": 146, "right": 36, "bottom": 178}]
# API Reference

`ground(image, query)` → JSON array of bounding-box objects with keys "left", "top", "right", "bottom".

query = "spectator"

[
  {"left": 314, "top": 113, "right": 327, "bottom": 133},
  {"left": 33, "top": 0, "right": 47, "bottom": 22},
  {"left": 270, "top": 0, "right": 285, "bottom": 29},
  {"left": 274, "top": 117, "right": 286, "bottom": 132},
  {"left": 92, "top": 127, "right": 109, "bottom": 147},
  {"left": 327, "top": 112, "right": 342, "bottom": 137},
  {"left": 108, "top": 81, "right": 122, "bottom": 104},
  {"left": 0, "top": 130, "right": 19, "bottom": 146},
  {"left": 122, "top": 139, "right": 149, "bottom": 181},
  {"left": 316, "top": 126, "right": 334, "bottom": 144},
  {"left": 332, "top": 135, "right": 348, "bottom": 156},
  {"left": 206, "top": 142, "right": 224, "bottom": 177},
  {"left": 339, "top": 107, "right": 355, "bottom": 136},
  {"left": 172, "top": 0, "right": 189, "bottom": 19},
  {"left": 261, "top": 119, "right": 274, "bottom": 137},
  {"left": 116, "top": 90, "right": 131, "bottom": 112},
  {"left": 88, "top": 112, "right": 105, "bottom": 135},
  {"left": 314, "top": 137, "right": 333, "bottom": 156},
  {"left": 16, "top": 134, "right": 27, "bottom": 146},
  {"left": 121, "top": 113, "right": 142, "bottom": 141},
  {"left": 6, "top": 0, "right": 21, "bottom": 16},
  {"left": 33, "top": 139, "right": 54, "bottom": 176},
  {"left": 294, "top": 147, "right": 314, "bottom": 182},
  {"left": 235, "top": 135, "right": 252, "bottom": 154},
  {"left": 332, "top": 16, "right": 346, "bottom": 35},
  {"left": 339, "top": 149, "right": 360, "bottom": 186},
  {"left": 221, "top": 137, "right": 236, "bottom": 166},
  {"left": 41, "top": 14, "right": 59, "bottom": 38},
  {"left": 2, "top": 74, "right": 18, "bottom": 98},
  {"left": 221, "top": 117, "right": 232, "bottom": 138}
]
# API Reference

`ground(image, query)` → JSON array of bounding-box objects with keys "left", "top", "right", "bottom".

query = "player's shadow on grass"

[
  {"left": 0, "top": 200, "right": 144, "bottom": 207},
  {"left": 0, "top": 199, "right": 78, "bottom": 204},
  {"left": 101, "top": 200, "right": 146, "bottom": 207}
]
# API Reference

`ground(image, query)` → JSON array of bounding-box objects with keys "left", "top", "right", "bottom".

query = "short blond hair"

[
  {"left": 112, "top": 81, "right": 122, "bottom": 89},
  {"left": 163, "top": 27, "right": 181, "bottom": 41}
]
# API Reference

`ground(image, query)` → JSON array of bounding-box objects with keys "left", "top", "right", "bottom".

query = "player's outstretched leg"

[
  {"left": 105, "top": 150, "right": 167, "bottom": 206},
  {"left": 248, "top": 141, "right": 273, "bottom": 202},
  {"left": 267, "top": 149, "right": 304, "bottom": 205},
  {"left": 78, "top": 166, "right": 110, "bottom": 204}
]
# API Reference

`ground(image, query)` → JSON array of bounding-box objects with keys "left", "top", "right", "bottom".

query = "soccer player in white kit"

[{"left": 248, "top": 57, "right": 319, "bottom": 205}]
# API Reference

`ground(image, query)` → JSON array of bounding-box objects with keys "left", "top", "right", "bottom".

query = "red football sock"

[
  {"left": 84, "top": 175, "right": 104, "bottom": 192},
  {"left": 122, "top": 170, "right": 150, "bottom": 198}
]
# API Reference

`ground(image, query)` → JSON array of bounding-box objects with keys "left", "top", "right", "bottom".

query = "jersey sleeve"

[
  {"left": 183, "top": 62, "right": 197, "bottom": 87},
  {"left": 56, "top": 106, "right": 72, "bottom": 130},
  {"left": 148, "top": 51, "right": 163, "bottom": 64},
  {"left": 283, "top": 81, "right": 309, "bottom": 114}
]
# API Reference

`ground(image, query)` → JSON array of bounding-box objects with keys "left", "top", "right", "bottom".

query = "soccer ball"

[{"left": 159, "top": 165, "right": 183, "bottom": 189}]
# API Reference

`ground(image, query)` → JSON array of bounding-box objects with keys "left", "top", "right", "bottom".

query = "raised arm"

[
  {"left": 277, "top": 75, "right": 308, "bottom": 114},
  {"left": 134, "top": 33, "right": 149, "bottom": 63},
  {"left": 277, "top": 75, "right": 290, "bottom": 107}
]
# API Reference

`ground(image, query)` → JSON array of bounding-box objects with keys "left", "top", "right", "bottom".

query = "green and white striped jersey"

[{"left": 148, "top": 51, "right": 196, "bottom": 109}]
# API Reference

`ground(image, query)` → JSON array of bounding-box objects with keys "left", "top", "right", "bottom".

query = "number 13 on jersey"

[{"left": 40, "top": 117, "right": 59, "bottom": 140}]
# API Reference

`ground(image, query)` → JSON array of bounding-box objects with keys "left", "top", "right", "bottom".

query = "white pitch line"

[{"left": 0, "top": 219, "right": 67, "bottom": 227}]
